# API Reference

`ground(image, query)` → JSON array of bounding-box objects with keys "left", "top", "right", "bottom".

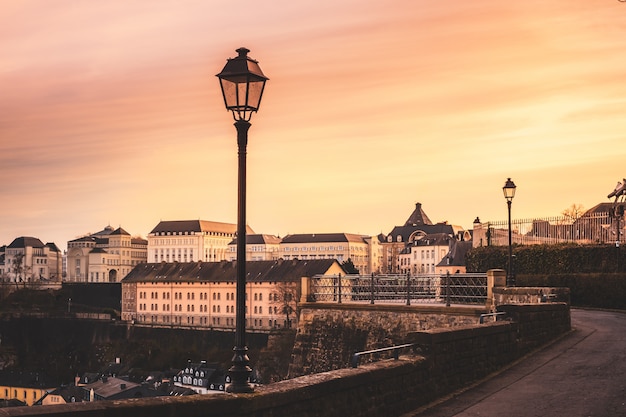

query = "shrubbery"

[{"left": 466, "top": 244, "right": 626, "bottom": 309}]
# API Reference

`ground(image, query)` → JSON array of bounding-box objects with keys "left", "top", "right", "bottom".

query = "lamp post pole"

[
  {"left": 503, "top": 178, "right": 517, "bottom": 287},
  {"left": 217, "top": 47, "right": 268, "bottom": 393}
]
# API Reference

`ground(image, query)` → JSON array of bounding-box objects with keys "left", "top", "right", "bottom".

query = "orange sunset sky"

[{"left": 2, "top": 0, "right": 626, "bottom": 249}]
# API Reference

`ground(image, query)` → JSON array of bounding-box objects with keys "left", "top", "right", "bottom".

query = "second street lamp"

[
  {"left": 503, "top": 178, "right": 517, "bottom": 287},
  {"left": 217, "top": 47, "right": 268, "bottom": 393}
]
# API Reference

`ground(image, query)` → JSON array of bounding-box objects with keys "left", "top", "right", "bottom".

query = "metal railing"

[
  {"left": 311, "top": 273, "right": 487, "bottom": 306},
  {"left": 351, "top": 343, "right": 414, "bottom": 368},
  {"left": 475, "top": 213, "right": 612, "bottom": 246}
]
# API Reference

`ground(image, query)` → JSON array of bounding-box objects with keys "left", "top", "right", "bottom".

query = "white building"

[
  {"left": 4, "top": 237, "right": 62, "bottom": 282},
  {"left": 227, "top": 234, "right": 282, "bottom": 261},
  {"left": 147, "top": 220, "right": 254, "bottom": 263},
  {"left": 66, "top": 226, "right": 147, "bottom": 283},
  {"left": 278, "top": 233, "right": 381, "bottom": 274},
  {"left": 121, "top": 259, "right": 344, "bottom": 331}
]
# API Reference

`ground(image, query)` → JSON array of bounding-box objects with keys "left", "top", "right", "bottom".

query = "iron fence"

[
  {"left": 310, "top": 273, "right": 487, "bottom": 306},
  {"left": 474, "top": 213, "right": 612, "bottom": 246}
]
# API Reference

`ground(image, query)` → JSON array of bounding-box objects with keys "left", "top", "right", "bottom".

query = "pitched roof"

[
  {"left": 230, "top": 234, "right": 282, "bottom": 245},
  {"left": 281, "top": 233, "right": 367, "bottom": 244},
  {"left": 413, "top": 233, "right": 454, "bottom": 247},
  {"left": 150, "top": 220, "right": 254, "bottom": 235},
  {"left": 0, "top": 370, "right": 56, "bottom": 388},
  {"left": 437, "top": 240, "right": 473, "bottom": 267},
  {"left": 387, "top": 223, "right": 454, "bottom": 243},
  {"left": 45, "top": 242, "right": 61, "bottom": 252},
  {"left": 404, "top": 202, "right": 433, "bottom": 226},
  {"left": 122, "top": 259, "right": 344, "bottom": 284},
  {"left": 84, "top": 376, "right": 141, "bottom": 399},
  {"left": 8, "top": 237, "right": 45, "bottom": 249},
  {"left": 110, "top": 227, "right": 130, "bottom": 236}
]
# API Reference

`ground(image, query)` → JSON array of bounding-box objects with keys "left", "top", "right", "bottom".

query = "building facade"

[
  {"left": 147, "top": 220, "right": 254, "bottom": 263},
  {"left": 121, "top": 259, "right": 344, "bottom": 331},
  {"left": 227, "top": 234, "right": 282, "bottom": 261},
  {"left": 382, "top": 203, "right": 468, "bottom": 274},
  {"left": 3, "top": 237, "right": 62, "bottom": 282},
  {"left": 278, "top": 233, "right": 380, "bottom": 274},
  {"left": 66, "top": 226, "right": 147, "bottom": 283}
]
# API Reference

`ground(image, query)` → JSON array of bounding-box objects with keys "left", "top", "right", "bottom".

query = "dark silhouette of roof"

[
  {"left": 404, "top": 202, "right": 433, "bottom": 226},
  {"left": 0, "top": 370, "right": 57, "bottom": 389},
  {"left": 150, "top": 220, "right": 254, "bottom": 235},
  {"left": 109, "top": 227, "right": 130, "bottom": 236},
  {"left": 281, "top": 233, "right": 368, "bottom": 244},
  {"left": 45, "top": 242, "right": 61, "bottom": 252},
  {"left": 230, "top": 234, "right": 282, "bottom": 245},
  {"left": 387, "top": 223, "right": 454, "bottom": 243},
  {"left": 8, "top": 236, "right": 45, "bottom": 249},
  {"left": 122, "top": 259, "right": 344, "bottom": 283},
  {"left": 438, "top": 240, "right": 473, "bottom": 267}
]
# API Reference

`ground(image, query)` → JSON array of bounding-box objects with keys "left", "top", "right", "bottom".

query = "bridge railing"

[{"left": 309, "top": 273, "right": 488, "bottom": 306}]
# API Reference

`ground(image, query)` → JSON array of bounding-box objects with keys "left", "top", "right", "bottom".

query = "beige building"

[
  {"left": 66, "top": 226, "right": 147, "bottom": 283},
  {"left": 278, "top": 233, "right": 381, "bottom": 274},
  {"left": 121, "top": 259, "right": 344, "bottom": 331},
  {"left": 382, "top": 203, "right": 465, "bottom": 274},
  {"left": 147, "top": 220, "right": 254, "bottom": 263},
  {"left": 227, "top": 234, "right": 282, "bottom": 261},
  {"left": 3, "top": 237, "right": 62, "bottom": 282},
  {"left": 398, "top": 233, "right": 463, "bottom": 274}
]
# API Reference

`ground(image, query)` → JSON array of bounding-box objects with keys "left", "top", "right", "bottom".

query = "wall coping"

[{"left": 299, "top": 302, "right": 489, "bottom": 316}]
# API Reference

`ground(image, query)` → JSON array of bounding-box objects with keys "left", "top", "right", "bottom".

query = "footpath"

[{"left": 403, "top": 308, "right": 626, "bottom": 417}]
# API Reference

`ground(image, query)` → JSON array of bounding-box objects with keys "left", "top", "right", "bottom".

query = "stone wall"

[
  {"left": 494, "top": 286, "right": 571, "bottom": 305},
  {"left": 288, "top": 302, "right": 488, "bottom": 377},
  {"left": 1, "top": 303, "right": 571, "bottom": 417}
]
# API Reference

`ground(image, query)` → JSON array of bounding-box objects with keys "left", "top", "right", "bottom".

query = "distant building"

[
  {"left": 120, "top": 259, "right": 344, "bottom": 330},
  {"left": 0, "top": 245, "right": 6, "bottom": 277},
  {"left": 279, "top": 233, "right": 381, "bottom": 274},
  {"left": 3, "top": 237, "right": 62, "bottom": 282},
  {"left": 172, "top": 360, "right": 227, "bottom": 394},
  {"left": 147, "top": 220, "right": 254, "bottom": 263},
  {"left": 382, "top": 203, "right": 468, "bottom": 274},
  {"left": 227, "top": 234, "right": 282, "bottom": 261},
  {"left": 66, "top": 225, "right": 147, "bottom": 283},
  {"left": 0, "top": 371, "right": 56, "bottom": 406},
  {"left": 80, "top": 376, "right": 156, "bottom": 401},
  {"left": 35, "top": 385, "right": 85, "bottom": 406}
]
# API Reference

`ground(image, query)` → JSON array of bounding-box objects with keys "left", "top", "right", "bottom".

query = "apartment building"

[
  {"left": 3, "top": 237, "right": 62, "bottom": 282},
  {"left": 121, "top": 259, "right": 344, "bottom": 331},
  {"left": 382, "top": 202, "right": 467, "bottom": 273},
  {"left": 398, "top": 233, "right": 459, "bottom": 274},
  {"left": 278, "top": 233, "right": 381, "bottom": 274},
  {"left": 66, "top": 226, "right": 147, "bottom": 283},
  {"left": 227, "top": 234, "right": 282, "bottom": 261},
  {"left": 147, "top": 220, "right": 254, "bottom": 263}
]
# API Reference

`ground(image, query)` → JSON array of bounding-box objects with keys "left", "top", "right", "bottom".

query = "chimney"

[{"left": 120, "top": 383, "right": 126, "bottom": 390}]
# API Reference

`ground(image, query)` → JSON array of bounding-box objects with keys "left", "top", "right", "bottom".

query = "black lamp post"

[
  {"left": 217, "top": 47, "right": 268, "bottom": 393},
  {"left": 503, "top": 178, "right": 516, "bottom": 286},
  {"left": 608, "top": 179, "right": 626, "bottom": 272}
]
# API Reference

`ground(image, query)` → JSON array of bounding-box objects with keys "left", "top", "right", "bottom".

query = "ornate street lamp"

[
  {"left": 217, "top": 47, "right": 268, "bottom": 393},
  {"left": 503, "top": 178, "right": 516, "bottom": 286}
]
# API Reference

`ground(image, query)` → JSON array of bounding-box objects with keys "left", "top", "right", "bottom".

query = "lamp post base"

[{"left": 226, "top": 347, "right": 253, "bottom": 393}]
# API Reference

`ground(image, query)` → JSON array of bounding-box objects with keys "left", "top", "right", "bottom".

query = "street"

[{"left": 405, "top": 309, "right": 626, "bottom": 417}]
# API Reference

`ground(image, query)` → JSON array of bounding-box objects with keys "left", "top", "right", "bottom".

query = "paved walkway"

[{"left": 404, "top": 309, "right": 626, "bottom": 417}]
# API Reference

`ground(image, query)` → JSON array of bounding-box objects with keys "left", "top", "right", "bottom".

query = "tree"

[
  {"left": 270, "top": 282, "right": 298, "bottom": 328},
  {"left": 562, "top": 204, "right": 585, "bottom": 221},
  {"left": 341, "top": 258, "right": 359, "bottom": 274}
]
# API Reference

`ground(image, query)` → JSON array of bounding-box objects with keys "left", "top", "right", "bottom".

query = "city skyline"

[{"left": 2, "top": 0, "right": 626, "bottom": 249}]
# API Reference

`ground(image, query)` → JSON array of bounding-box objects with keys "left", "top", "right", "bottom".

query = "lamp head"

[
  {"left": 503, "top": 178, "right": 516, "bottom": 202},
  {"left": 217, "top": 47, "right": 268, "bottom": 121}
]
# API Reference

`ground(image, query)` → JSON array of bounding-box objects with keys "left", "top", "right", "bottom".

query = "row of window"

[
  {"left": 139, "top": 291, "right": 267, "bottom": 301},
  {"left": 135, "top": 314, "right": 292, "bottom": 328}
]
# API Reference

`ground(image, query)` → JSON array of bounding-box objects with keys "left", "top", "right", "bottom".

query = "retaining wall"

[{"left": 0, "top": 302, "right": 570, "bottom": 417}]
